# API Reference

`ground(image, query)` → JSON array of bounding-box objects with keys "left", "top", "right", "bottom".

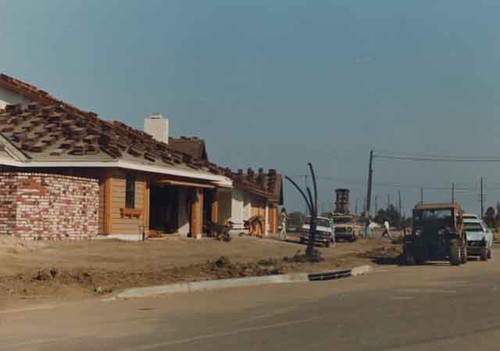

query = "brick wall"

[
  {"left": 0, "top": 173, "right": 17, "bottom": 235},
  {"left": 0, "top": 172, "right": 99, "bottom": 239}
]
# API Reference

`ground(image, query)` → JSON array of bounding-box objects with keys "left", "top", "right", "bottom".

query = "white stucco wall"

[
  {"left": 243, "top": 197, "right": 252, "bottom": 220},
  {"left": 231, "top": 188, "right": 244, "bottom": 227},
  {"left": 0, "top": 86, "right": 30, "bottom": 110}
]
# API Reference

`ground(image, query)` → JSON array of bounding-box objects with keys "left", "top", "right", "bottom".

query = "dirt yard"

[{"left": 0, "top": 234, "right": 401, "bottom": 310}]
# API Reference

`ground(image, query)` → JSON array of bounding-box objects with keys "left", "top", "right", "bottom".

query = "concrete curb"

[
  {"left": 351, "top": 265, "right": 373, "bottom": 276},
  {"left": 114, "top": 265, "right": 373, "bottom": 300}
]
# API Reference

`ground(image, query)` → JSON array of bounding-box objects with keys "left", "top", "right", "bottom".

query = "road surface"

[{"left": 2, "top": 250, "right": 500, "bottom": 350}]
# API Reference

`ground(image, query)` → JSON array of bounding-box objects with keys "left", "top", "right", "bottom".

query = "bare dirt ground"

[{"left": 0, "top": 234, "right": 401, "bottom": 310}]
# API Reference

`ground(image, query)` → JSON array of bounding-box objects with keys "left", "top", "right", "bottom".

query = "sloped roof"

[
  {"left": 170, "top": 138, "right": 283, "bottom": 203},
  {"left": 0, "top": 74, "right": 231, "bottom": 185},
  {"left": 169, "top": 137, "right": 208, "bottom": 162},
  {"left": 204, "top": 164, "right": 283, "bottom": 203}
]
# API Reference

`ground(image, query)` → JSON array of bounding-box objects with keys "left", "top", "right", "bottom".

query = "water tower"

[{"left": 334, "top": 188, "right": 350, "bottom": 214}]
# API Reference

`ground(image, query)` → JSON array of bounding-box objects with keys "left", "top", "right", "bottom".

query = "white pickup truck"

[{"left": 300, "top": 216, "right": 335, "bottom": 247}]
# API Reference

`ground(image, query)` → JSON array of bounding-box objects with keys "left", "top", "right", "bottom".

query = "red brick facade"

[{"left": 0, "top": 172, "right": 99, "bottom": 239}]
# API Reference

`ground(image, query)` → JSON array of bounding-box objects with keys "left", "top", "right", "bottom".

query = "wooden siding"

[
  {"left": 110, "top": 169, "right": 146, "bottom": 235},
  {"left": 269, "top": 205, "right": 278, "bottom": 234},
  {"left": 251, "top": 200, "right": 266, "bottom": 218}
]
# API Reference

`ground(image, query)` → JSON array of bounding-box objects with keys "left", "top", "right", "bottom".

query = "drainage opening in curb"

[{"left": 308, "top": 269, "right": 352, "bottom": 281}]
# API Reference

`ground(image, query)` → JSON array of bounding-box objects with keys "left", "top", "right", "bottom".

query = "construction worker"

[
  {"left": 279, "top": 208, "right": 287, "bottom": 240},
  {"left": 381, "top": 220, "right": 393, "bottom": 240}
]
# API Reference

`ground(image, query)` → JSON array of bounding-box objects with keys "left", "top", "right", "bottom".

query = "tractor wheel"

[
  {"left": 449, "top": 239, "right": 462, "bottom": 266},
  {"left": 403, "top": 243, "right": 417, "bottom": 265},
  {"left": 404, "top": 254, "right": 416, "bottom": 266},
  {"left": 460, "top": 244, "right": 468, "bottom": 264},
  {"left": 480, "top": 247, "right": 488, "bottom": 261},
  {"left": 415, "top": 253, "right": 427, "bottom": 265}
]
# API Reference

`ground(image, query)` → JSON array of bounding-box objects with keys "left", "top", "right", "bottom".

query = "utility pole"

[
  {"left": 398, "top": 191, "right": 402, "bottom": 230},
  {"left": 398, "top": 191, "right": 402, "bottom": 215},
  {"left": 375, "top": 195, "right": 378, "bottom": 213},
  {"left": 420, "top": 187, "right": 423, "bottom": 204},
  {"left": 355, "top": 198, "right": 359, "bottom": 214},
  {"left": 304, "top": 175, "right": 308, "bottom": 214},
  {"left": 452, "top": 183, "right": 455, "bottom": 203},
  {"left": 480, "top": 177, "right": 484, "bottom": 218},
  {"left": 365, "top": 150, "right": 374, "bottom": 217}
]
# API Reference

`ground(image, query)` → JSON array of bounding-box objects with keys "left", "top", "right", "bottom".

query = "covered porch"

[{"left": 148, "top": 176, "right": 232, "bottom": 238}]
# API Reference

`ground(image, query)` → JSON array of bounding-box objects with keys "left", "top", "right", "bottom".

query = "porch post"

[
  {"left": 142, "top": 178, "right": 150, "bottom": 237},
  {"left": 190, "top": 187, "right": 204, "bottom": 239},
  {"left": 211, "top": 189, "right": 219, "bottom": 223},
  {"left": 103, "top": 169, "right": 113, "bottom": 235},
  {"left": 269, "top": 204, "right": 277, "bottom": 234},
  {"left": 265, "top": 201, "right": 269, "bottom": 237}
]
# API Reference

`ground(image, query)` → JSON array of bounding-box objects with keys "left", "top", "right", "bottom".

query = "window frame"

[{"left": 125, "top": 173, "right": 136, "bottom": 209}]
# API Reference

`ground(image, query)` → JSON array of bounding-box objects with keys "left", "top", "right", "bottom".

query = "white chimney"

[{"left": 144, "top": 113, "right": 169, "bottom": 144}]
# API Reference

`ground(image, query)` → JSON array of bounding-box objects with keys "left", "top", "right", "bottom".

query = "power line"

[
  {"left": 374, "top": 153, "right": 500, "bottom": 163},
  {"left": 286, "top": 174, "right": 478, "bottom": 191}
]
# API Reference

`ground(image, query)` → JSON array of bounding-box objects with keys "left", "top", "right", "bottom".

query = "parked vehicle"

[
  {"left": 463, "top": 213, "right": 478, "bottom": 220},
  {"left": 463, "top": 217, "right": 493, "bottom": 261},
  {"left": 300, "top": 216, "right": 334, "bottom": 247},
  {"left": 332, "top": 213, "right": 359, "bottom": 242},
  {"left": 402, "top": 203, "right": 467, "bottom": 266}
]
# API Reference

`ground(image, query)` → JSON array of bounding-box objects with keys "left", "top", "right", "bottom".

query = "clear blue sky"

[{"left": 2, "top": 0, "right": 500, "bottom": 215}]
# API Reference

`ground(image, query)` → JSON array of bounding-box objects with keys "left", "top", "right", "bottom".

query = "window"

[
  {"left": 464, "top": 222, "right": 484, "bottom": 232},
  {"left": 414, "top": 209, "right": 452, "bottom": 223},
  {"left": 125, "top": 174, "right": 135, "bottom": 209},
  {"left": 304, "top": 217, "right": 331, "bottom": 228}
]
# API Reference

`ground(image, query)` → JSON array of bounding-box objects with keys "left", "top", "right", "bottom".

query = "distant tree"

[
  {"left": 401, "top": 216, "right": 412, "bottom": 229},
  {"left": 374, "top": 204, "right": 403, "bottom": 229},
  {"left": 287, "top": 212, "right": 306, "bottom": 231},
  {"left": 495, "top": 202, "right": 500, "bottom": 228},
  {"left": 485, "top": 206, "right": 496, "bottom": 228}
]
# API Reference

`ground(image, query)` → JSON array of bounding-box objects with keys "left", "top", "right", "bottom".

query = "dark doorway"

[
  {"left": 149, "top": 184, "right": 179, "bottom": 233},
  {"left": 203, "top": 189, "right": 214, "bottom": 225}
]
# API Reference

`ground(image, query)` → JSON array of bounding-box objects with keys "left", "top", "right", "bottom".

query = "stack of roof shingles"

[
  {"left": 0, "top": 101, "right": 201, "bottom": 169},
  {"left": 231, "top": 168, "right": 282, "bottom": 202},
  {"left": 0, "top": 74, "right": 207, "bottom": 168},
  {"left": 0, "top": 73, "right": 283, "bottom": 201},
  {"left": 168, "top": 137, "right": 282, "bottom": 202}
]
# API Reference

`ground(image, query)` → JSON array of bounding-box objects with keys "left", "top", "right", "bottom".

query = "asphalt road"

[{"left": 2, "top": 250, "right": 500, "bottom": 351}]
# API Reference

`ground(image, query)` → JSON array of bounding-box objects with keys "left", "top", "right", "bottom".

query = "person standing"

[
  {"left": 363, "top": 217, "right": 371, "bottom": 238},
  {"left": 382, "top": 220, "right": 393, "bottom": 240},
  {"left": 279, "top": 208, "right": 287, "bottom": 240}
]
